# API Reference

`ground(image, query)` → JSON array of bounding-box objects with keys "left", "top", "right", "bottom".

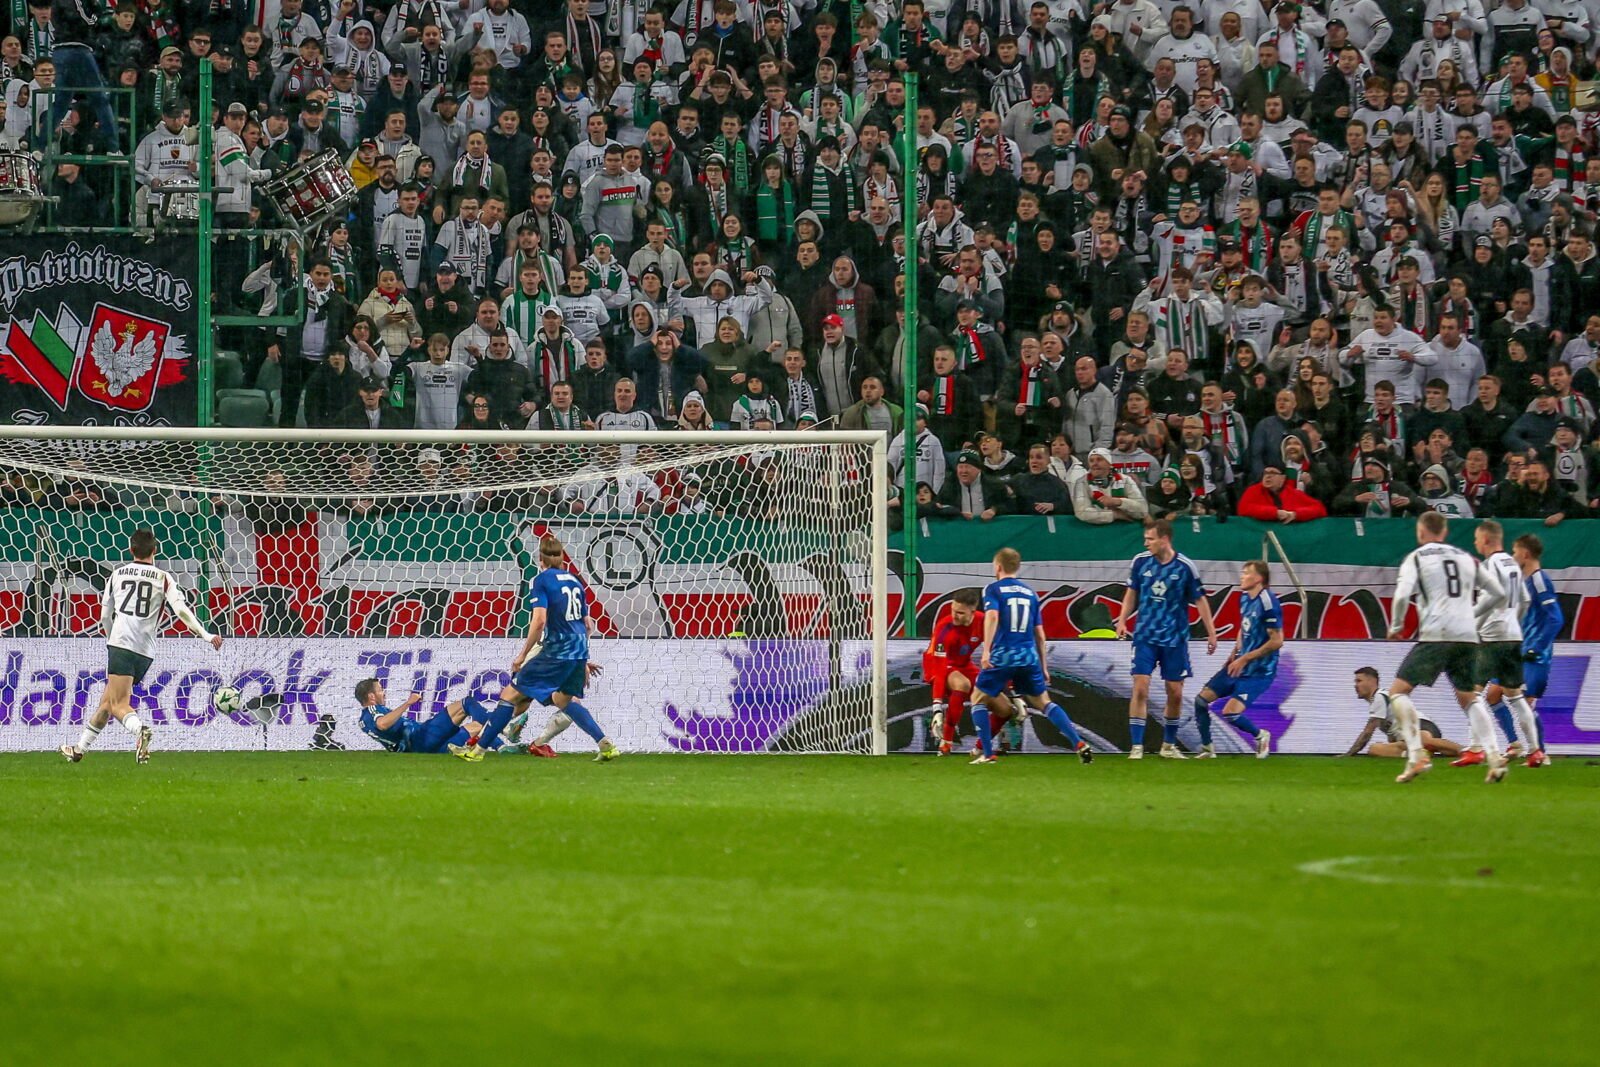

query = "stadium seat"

[
  {"left": 213, "top": 353, "right": 246, "bottom": 391},
  {"left": 217, "top": 392, "right": 271, "bottom": 427}
]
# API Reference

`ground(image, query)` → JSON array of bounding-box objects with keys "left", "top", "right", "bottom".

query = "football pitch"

[{"left": 3, "top": 753, "right": 1596, "bottom": 1066}]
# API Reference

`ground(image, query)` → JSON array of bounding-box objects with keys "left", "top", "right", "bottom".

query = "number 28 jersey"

[
  {"left": 103, "top": 562, "right": 193, "bottom": 659},
  {"left": 527, "top": 566, "right": 590, "bottom": 661},
  {"left": 981, "top": 577, "right": 1042, "bottom": 668}
]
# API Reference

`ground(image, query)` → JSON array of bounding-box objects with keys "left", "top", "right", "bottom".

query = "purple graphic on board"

[
  {"left": 661, "top": 640, "right": 830, "bottom": 752},
  {"left": 1535, "top": 658, "right": 1600, "bottom": 745}
]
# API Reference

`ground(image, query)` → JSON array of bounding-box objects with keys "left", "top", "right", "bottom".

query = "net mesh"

[{"left": 0, "top": 431, "right": 883, "bottom": 754}]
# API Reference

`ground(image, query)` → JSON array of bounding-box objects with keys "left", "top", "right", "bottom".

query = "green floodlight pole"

[
  {"left": 197, "top": 58, "right": 215, "bottom": 429},
  {"left": 900, "top": 71, "right": 919, "bottom": 640}
]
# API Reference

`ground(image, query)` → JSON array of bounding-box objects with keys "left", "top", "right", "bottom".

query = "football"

[{"left": 213, "top": 686, "right": 243, "bottom": 714}]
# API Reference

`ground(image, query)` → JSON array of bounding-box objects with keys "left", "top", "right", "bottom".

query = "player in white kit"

[
  {"left": 1461, "top": 520, "right": 1542, "bottom": 767},
  {"left": 1384, "top": 512, "right": 1506, "bottom": 784},
  {"left": 61, "top": 529, "right": 223, "bottom": 764}
]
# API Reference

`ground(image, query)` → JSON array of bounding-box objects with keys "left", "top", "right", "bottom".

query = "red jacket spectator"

[{"left": 1237, "top": 465, "right": 1329, "bottom": 523}]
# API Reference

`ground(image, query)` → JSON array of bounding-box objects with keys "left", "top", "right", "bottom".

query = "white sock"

[
  {"left": 1508, "top": 693, "right": 1541, "bottom": 753},
  {"left": 534, "top": 711, "right": 573, "bottom": 746},
  {"left": 121, "top": 712, "right": 144, "bottom": 735},
  {"left": 77, "top": 723, "right": 103, "bottom": 751},
  {"left": 1465, "top": 696, "right": 1499, "bottom": 763},
  {"left": 1389, "top": 693, "right": 1424, "bottom": 763}
]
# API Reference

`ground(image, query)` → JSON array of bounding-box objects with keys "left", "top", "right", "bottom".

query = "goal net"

[{"left": 0, "top": 428, "right": 889, "bottom": 755}]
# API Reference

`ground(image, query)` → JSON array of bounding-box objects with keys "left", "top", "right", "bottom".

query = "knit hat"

[
  {"left": 591, "top": 234, "right": 614, "bottom": 248},
  {"left": 957, "top": 450, "right": 982, "bottom": 466}
]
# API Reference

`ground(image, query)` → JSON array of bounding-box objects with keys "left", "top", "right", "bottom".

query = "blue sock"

[
  {"left": 476, "top": 699, "right": 514, "bottom": 748},
  {"left": 974, "top": 707, "right": 994, "bottom": 756},
  {"left": 1223, "top": 710, "right": 1261, "bottom": 738},
  {"left": 464, "top": 697, "right": 490, "bottom": 724},
  {"left": 1193, "top": 696, "right": 1213, "bottom": 745},
  {"left": 1129, "top": 716, "right": 1146, "bottom": 748},
  {"left": 1537, "top": 711, "right": 1545, "bottom": 749},
  {"left": 1491, "top": 702, "right": 1516, "bottom": 746},
  {"left": 1043, "top": 703, "right": 1081, "bottom": 747},
  {"left": 563, "top": 700, "right": 606, "bottom": 743},
  {"left": 1162, "top": 718, "right": 1180, "bottom": 745}
]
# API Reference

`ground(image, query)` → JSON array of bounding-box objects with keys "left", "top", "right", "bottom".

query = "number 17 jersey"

[
  {"left": 527, "top": 567, "right": 590, "bottom": 661},
  {"left": 982, "top": 577, "right": 1042, "bottom": 667}
]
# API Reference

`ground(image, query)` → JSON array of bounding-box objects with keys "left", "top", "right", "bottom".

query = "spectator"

[
  {"left": 1417, "top": 464, "right": 1474, "bottom": 517},
  {"left": 1071, "top": 447, "right": 1150, "bottom": 525},
  {"left": 1064, "top": 354, "right": 1116, "bottom": 454},
  {"left": 918, "top": 345, "right": 981, "bottom": 452},
  {"left": 888, "top": 405, "right": 947, "bottom": 497},
  {"left": 358, "top": 268, "right": 424, "bottom": 361},
  {"left": 1237, "top": 463, "right": 1329, "bottom": 524},
  {"left": 1146, "top": 466, "right": 1192, "bottom": 519},
  {"left": 1335, "top": 457, "right": 1418, "bottom": 517},
  {"left": 1407, "top": 380, "right": 1468, "bottom": 463},
  {"left": 938, "top": 450, "right": 1013, "bottom": 521},
  {"left": 729, "top": 369, "right": 783, "bottom": 429},
  {"left": 1108, "top": 422, "right": 1160, "bottom": 486},
  {"left": 810, "top": 314, "right": 881, "bottom": 420},
  {"left": 339, "top": 374, "right": 408, "bottom": 430},
  {"left": 1011, "top": 444, "right": 1074, "bottom": 517},
  {"left": 303, "top": 350, "right": 362, "bottom": 428},
  {"left": 1494, "top": 458, "right": 1590, "bottom": 525},
  {"left": 996, "top": 334, "right": 1061, "bottom": 450},
  {"left": 1247, "top": 388, "right": 1302, "bottom": 480},
  {"left": 837, "top": 374, "right": 903, "bottom": 436},
  {"left": 1505, "top": 387, "right": 1563, "bottom": 459},
  {"left": 628, "top": 329, "right": 707, "bottom": 421},
  {"left": 409, "top": 334, "right": 473, "bottom": 430}
]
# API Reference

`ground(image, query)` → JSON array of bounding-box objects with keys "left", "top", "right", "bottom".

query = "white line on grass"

[{"left": 1297, "top": 855, "right": 1590, "bottom": 897}]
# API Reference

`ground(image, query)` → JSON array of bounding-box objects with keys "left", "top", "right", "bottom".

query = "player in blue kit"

[
  {"left": 1486, "top": 534, "right": 1562, "bottom": 768},
  {"left": 1191, "top": 561, "right": 1279, "bottom": 759},
  {"left": 455, "top": 533, "right": 617, "bottom": 763},
  {"left": 356, "top": 679, "right": 503, "bottom": 754},
  {"left": 1115, "top": 518, "right": 1219, "bottom": 760},
  {"left": 970, "top": 548, "right": 1094, "bottom": 766}
]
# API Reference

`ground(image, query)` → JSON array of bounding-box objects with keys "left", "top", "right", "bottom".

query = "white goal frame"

[{"left": 0, "top": 426, "right": 891, "bottom": 755}]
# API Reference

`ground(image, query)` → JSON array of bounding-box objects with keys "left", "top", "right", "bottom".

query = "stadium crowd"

[{"left": 5, "top": 0, "right": 1600, "bottom": 522}]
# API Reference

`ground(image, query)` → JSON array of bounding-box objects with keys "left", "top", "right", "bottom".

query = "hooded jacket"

[
  {"left": 679, "top": 269, "right": 775, "bottom": 347},
  {"left": 1418, "top": 463, "right": 1474, "bottom": 517}
]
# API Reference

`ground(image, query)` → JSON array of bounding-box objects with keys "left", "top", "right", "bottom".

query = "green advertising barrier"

[{"left": 910, "top": 516, "right": 1594, "bottom": 569}]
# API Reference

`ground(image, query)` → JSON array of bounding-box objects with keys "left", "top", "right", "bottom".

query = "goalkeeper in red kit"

[{"left": 925, "top": 589, "right": 985, "bottom": 755}]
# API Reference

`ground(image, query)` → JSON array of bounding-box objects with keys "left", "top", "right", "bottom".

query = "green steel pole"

[
  {"left": 197, "top": 59, "right": 215, "bottom": 429},
  {"left": 900, "top": 72, "right": 919, "bottom": 639}
]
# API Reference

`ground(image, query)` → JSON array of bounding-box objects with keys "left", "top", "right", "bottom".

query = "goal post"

[{"left": 0, "top": 427, "right": 890, "bottom": 755}]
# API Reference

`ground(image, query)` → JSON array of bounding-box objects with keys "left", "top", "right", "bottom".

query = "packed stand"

[{"left": 5, "top": 0, "right": 1600, "bottom": 522}]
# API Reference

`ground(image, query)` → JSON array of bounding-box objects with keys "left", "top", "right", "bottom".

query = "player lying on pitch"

[
  {"left": 454, "top": 533, "right": 617, "bottom": 763},
  {"left": 356, "top": 679, "right": 507, "bottom": 754},
  {"left": 1341, "top": 667, "right": 1462, "bottom": 759}
]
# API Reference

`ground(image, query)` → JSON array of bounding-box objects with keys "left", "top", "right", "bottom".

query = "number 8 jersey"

[
  {"left": 103, "top": 562, "right": 208, "bottom": 659},
  {"left": 527, "top": 567, "right": 591, "bottom": 661},
  {"left": 1390, "top": 542, "right": 1502, "bottom": 643}
]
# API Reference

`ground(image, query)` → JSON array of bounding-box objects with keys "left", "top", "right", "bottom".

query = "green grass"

[{"left": 2, "top": 753, "right": 1597, "bottom": 1066}]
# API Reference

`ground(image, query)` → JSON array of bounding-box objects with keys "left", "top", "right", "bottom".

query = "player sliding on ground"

[
  {"left": 969, "top": 548, "right": 1094, "bottom": 766},
  {"left": 62, "top": 528, "right": 223, "bottom": 764},
  {"left": 1116, "top": 518, "right": 1218, "bottom": 759},
  {"left": 1342, "top": 667, "right": 1463, "bottom": 759},
  {"left": 1385, "top": 512, "right": 1507, "bottom": 785},
  {"left": 454, "top": 533, "right": 617, "bottom": 763},
  {"left": 356, "top": 680, "right": 506, "bottom": 753},
  {"left": 1191, "top": 561, "right": 1277, "bottom": 759},
  {"left": 1480, "top": 530, "right": 1556, "bottom": 768}
]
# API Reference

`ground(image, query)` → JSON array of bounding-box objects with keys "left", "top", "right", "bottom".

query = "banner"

[
  {"left": 0, "top": 239, "right": 199, "bottom": 426},
  {"left": 2, "top": 510, "right": 1600, "bottom": 642},
  {"left": 1, "top": 638, "right": 1595, "bottom": 755}
]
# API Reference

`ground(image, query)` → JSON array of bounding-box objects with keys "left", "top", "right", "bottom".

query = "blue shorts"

[
  {"left": 975, "top": 662, "right": 1048, "bottom": 699},
  {"left": 1201, "top": 671, "right": 1273, "bottom": 707},
  {"left": 513, "top": 657, "right": 587, "bottom": 705},
  {"left": 410, "top": 709, "right": 463, "bottom": 754},
  {"left": 1523, "top": 660, "right": 1551, "bottom": 699},
  {"left": 1131, "top": 641, "right": 1191, "bottom": 680}
]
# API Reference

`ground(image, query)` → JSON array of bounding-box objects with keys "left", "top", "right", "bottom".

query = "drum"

[
  {"left": 159, "top": 185, "right": 202, "bottom": 221},
  {"left": 0, "top": 151, "right": 43, "bottom": 227},
  {"left": 263, "top": 149, "right": 358, "bottom": 231}
]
